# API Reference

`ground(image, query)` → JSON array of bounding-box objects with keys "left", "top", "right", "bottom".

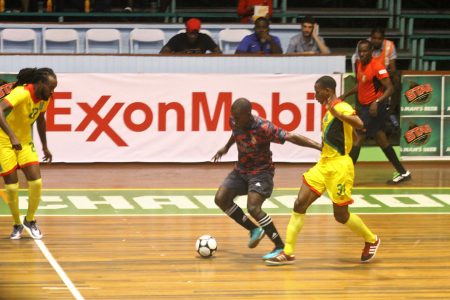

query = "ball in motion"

[{"left": 195, "top": 235, "right": 217, "bottom": 258}]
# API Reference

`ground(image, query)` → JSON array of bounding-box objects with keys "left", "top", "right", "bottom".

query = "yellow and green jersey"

[
  {"left": 0, "top": 84, "right": 49, "bottom": 144},
  {"left": 321, "top": 100, "right": 355, "bottom": 158}
]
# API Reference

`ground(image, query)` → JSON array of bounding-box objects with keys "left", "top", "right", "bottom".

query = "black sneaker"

[
  {"left": 387, "top": 170, "right": 411, "bottom": 185},
  {"left": 23, "top": 217, "right": 43, "bottom": 239},
  {"left": 10, "top": 224, "right": 24, "bottom": 240}
]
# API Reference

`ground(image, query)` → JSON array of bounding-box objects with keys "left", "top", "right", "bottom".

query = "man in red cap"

[{"left": 160, "top": 18, "right": 221, "bottom": 54}]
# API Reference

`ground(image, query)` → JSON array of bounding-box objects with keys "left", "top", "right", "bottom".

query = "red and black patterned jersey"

[{"left": 230, "top": 115, "right": 287, "bottom": 174}]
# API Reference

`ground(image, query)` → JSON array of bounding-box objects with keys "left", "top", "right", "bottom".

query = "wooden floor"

[{"left": 0, "top": 161, "right": 450, "bottom": 299}]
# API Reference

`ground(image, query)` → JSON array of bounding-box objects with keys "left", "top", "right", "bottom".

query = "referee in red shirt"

[{"left": 341, "top": 40, "right": 410, "bottom": 184}]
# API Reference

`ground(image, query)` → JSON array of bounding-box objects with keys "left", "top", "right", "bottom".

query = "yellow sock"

[
  {"left": 5, "top": 183, "right": 21, "bottom": 225},
  {"left": 283, "top": 212, "right": 305, "bottom": 256},
  {"left": 25, "top": 179, "right": 42, "bottom": 222},
  {"left": 344, "top": 212, "right": 376, "bottom": 243}
]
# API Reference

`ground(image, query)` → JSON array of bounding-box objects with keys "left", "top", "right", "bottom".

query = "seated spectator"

[
  {"left": 286, "top": 16, "right": 330, "bottom": 54},
  {"left": 160, "top": 18, "right": 221, "bottom": 54},
  {"left": 235, "top": 17, "right": 282, "bottom": 54},
  {"left": 237, "top": 0, "right": 273, "bottom": 24}
]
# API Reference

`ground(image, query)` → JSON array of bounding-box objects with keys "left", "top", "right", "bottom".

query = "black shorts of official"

[
  {"left": 356, "top": 100, "right": 388, "bottom": 138},
  {"left": 221, "top": 169, "right": 274, "bottom": 199}
]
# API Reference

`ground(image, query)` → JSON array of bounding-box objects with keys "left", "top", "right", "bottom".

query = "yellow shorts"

[
  {"left": 303, "top": 155, "right": 354, "bottom": 206},
  {"left": 0, "top": 141, "right": 39, "bottom": 176}
]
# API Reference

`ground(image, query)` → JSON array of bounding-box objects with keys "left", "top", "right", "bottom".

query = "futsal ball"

[{"left": 195, "top": 235, "right": 217, "bottom": 258}]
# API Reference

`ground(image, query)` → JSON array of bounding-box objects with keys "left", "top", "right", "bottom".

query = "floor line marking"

[{"left": 22, "top": 219, "right": 84, "bottom": 300}]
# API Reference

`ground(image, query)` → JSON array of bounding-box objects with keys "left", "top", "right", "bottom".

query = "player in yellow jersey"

[
  {"left": 0, "top": 68, "right": 57, "bottom": 240},
  {"left": 266, "top": 75, "right": 380, "bottom": 265}
]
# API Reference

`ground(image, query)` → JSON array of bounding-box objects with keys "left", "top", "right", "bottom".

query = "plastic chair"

[
  {"left": 129, "top": 28, "right": 165, "bottom": 54},
  {"left": 43, "top": 29, "right": 80, "bottom": 53},
  {"left": 85, "top": 29, "right": 122, "bottom": 54},
  {"left": 218, "top": 29, "right": 252, "bottom": 54},
  {"left": 0, "top": 29, "right": 38, "bottom": 53}
]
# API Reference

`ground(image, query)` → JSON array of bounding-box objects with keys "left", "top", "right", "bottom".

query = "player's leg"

[
  {"left": 0, "top": 146, "right": 23, "bottom": 239},
  {"left": 349, "top": 103, "right": 369, "bottom": 164},
  {"left": 330, "top": 155, "right": 379, "bottom": 262},
  {"left": 214, "top": 170, "right": 260, "bottom": 236},
  {"left": 375, "top": 129, "right": 411, "bottom": 184},
  {"left": 18, "top": 142, "right": 43, "bottom": 239},
  {"left": 246, "top": 171, "right": 284, "bottom": 255},
  {"left": 265, "top": 163, "right": 324, "bottom": 266}
]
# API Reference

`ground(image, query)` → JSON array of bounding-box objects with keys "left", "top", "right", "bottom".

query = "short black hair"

[
  {"left": 254, "top": 17, "right": 270, "bottom": 26},
  {"left": 371, "top": 27, "right": 385, "bottom": 37},
  {"left": 232, "top": 98, "right": 252, "bottom": 114},
  {"left": 316, "top": 76, "right": 336, "bottom": 90},
  {"left": 301, "top": 15, "right": 315, "bottom": 25}
]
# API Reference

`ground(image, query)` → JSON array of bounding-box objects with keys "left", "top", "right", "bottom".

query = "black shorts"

[
  {"left": 356, "top": 101, "right": 387, "bottom": 138},
  {"left": 221, "top": 169, "right": 274, "bottom": 199}
]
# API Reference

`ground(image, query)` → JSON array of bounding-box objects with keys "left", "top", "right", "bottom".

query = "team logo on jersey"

[
  {"left": 361, "top": 75, "right": 366, "bottom": 83},
  {"left": 403, "top": 122, "right": 432, "bottom": 146},
  {"left": 404, "top": 81, "right": 433, "bottom": 104}
]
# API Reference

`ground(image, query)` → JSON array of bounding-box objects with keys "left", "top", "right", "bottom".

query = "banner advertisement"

[
  {"left": 400, "top": 116, "right": 441, "bottom": 157},
  {"left": 400, "top": 74, "right": 447, "bottom": 160},
  {"left": 1, "top": 73, "right": 340, "bottom": 163},
  {"left": 401, "top": 75, "right": 441, "bottom": 116}
]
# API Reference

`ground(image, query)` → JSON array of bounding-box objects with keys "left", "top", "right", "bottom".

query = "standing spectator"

[
  {"left": 342, "top": 40, "right": 411, "bottom": 184},
  {"left": 237, "top": 0, "right": 273, "bottom": 24},
  {"left": 212, "top": 98, "right": 321, "bottom": 260},
  {"left": 160, "top": 18, "right": 221, "bottom": 54},
  {"left": 235, "top": 17, "right": 282, "bottom": 54},
  {"left": 354, "top": 27, "right": 400, "bottom": 129},
  {"left": 286, "top": 16, "right": 330, "bottom": 54}
]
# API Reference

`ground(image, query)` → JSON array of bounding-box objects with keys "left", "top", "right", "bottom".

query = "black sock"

[
  {"left": 225, "top": 204, "right": 257, "bottom": 231},
  {"left": 349, "top": 146, "right": 361, "bottom": 164},
  {"left": 382, "top": 145, "right": 406, "bottom": 174},
  {"left": 257, "top": 214, "right": 284, "bottom": 249}
]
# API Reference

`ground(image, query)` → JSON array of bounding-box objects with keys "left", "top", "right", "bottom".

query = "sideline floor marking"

[{"left": 22, "top": 217, "right": 84, "bottom": 300}]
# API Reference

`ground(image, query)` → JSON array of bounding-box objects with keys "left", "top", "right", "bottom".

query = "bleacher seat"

[
  {"left": 85, "top": 29, "right": 122, "bottom": 54},
  {"left": 129, "top": 28, "right": 165, "bottom": 54},
  {"left": 218, "top": 29, "right": 252, "bottom": 54},
  {"left": 43, "top": 29, "right": 80, "bottom": 53},
  {"left": 0, "top": 29, "right": 38, "bottom": 53}
]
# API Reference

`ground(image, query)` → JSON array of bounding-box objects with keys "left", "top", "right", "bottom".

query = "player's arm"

[
  {"left": 0, "top": 100, "right": 21, "bottom": 150},
  {"left": 211, "top": 134, "right": 235, "bottom": 162},
  {"left": 340, "top": 83, "right": 358, "bottom": 100},
  {"left": 285, "top": 132, "right": 322, "bottom": 151},
  {"left": 36, "top": 112, "right": 52, "bottom": 163},
  {"left": 328, "top": 104, "right": 364, "bottom": 129}
]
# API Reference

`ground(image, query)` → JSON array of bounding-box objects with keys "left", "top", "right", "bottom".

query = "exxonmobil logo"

[{"left": 46, "top": 91, "right": 325, "bottom": 147}]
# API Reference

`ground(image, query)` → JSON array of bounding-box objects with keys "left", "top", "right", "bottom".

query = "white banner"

[{"left": 34, "top": 73, "right": 342, "bottom": 163}]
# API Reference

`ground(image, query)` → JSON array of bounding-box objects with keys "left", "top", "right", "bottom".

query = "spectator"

[
  {"left": 354, "top": 27, "right": 400, "bottom": 129},
  {"left": 160, "top": 18, "right": 221, "bottom": 54},
  {"left": 286, "top": 16, "right": 330, "bottom": 54},
  {"left": 235, "top": 17, "right": 282, "bottom": 55},
  {"left": 237, "top": 0, "right": 273, "bottom": 24}
]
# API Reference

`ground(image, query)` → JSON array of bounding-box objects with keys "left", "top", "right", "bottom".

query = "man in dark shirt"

[
  {"left": 212, "top": 98, "right": 321, "bottom": 261},
  {"left": 235, "top": 17, "right": 282, "bottom": 54},
  {"left": 160, "top": 18, "right": 221, "bottom": 54}
]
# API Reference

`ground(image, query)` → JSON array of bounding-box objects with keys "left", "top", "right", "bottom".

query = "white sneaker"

[
  {"left": 23, "top": 217, "right": 43, "bottom": 239},
  {"left": 10, "top": 224, "right": 24, "bottom": 240},
  {"left": 387, "top": 170, "right": 411, "bottom": 184}
]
